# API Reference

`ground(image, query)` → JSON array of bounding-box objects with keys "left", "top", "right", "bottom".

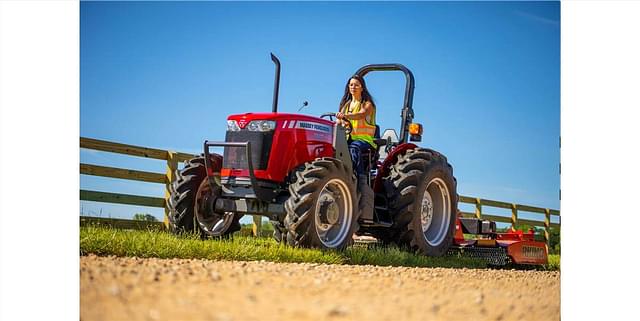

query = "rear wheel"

[
  {"left": 283, "top": 157, "right": 359, "bottom": 250},
  {"left": 383, "top": 148, "right": 457, "bottom": 256},
  {"left": 167, "top": 156, "right": 241, "bottom": 237}
]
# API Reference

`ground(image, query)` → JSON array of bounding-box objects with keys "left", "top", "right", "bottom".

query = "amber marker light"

[{"left": 409, "top": 123, "right": 423, "bottom": 135}]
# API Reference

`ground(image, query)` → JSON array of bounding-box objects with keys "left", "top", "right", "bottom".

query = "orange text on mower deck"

[{"left": 505, "top": 241, "right": 548, "bottom": 265}]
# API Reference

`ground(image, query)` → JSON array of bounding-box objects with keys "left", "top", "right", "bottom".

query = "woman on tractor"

[{"left": 336, "top": 75, "right": 377, "bottom": 182}]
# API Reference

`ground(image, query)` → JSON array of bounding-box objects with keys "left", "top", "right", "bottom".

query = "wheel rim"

[
  {"left": 314, "top": 178, "right": 353, "bottom": 248},
  {"left": 195, "top": 179, "right": 234, "bottom": 236},
  {"left": 420, "top": 177, "right": 451, "bottom": 246}
]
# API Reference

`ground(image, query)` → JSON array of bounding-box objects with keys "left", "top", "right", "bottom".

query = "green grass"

[
  {"left": 546, "top": 254, "right": 560, "bottom": 271},
  {"left": 80, "top": 226, "right": 559, "bottom": 270}
]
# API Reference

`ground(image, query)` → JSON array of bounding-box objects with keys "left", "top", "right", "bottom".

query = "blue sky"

[{"left": 80, "top": 1, "right": 560, "bottom": 224}]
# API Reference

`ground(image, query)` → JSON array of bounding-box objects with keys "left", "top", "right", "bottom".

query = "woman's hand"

[{"left": 338, "top": 102, "right": 372, "bottom": 121}]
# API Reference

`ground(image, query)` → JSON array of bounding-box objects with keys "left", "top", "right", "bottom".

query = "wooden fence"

[
  {"left": 457, "top": 196, "right": 560, "bottom": 244},
  {"left": 80, "top": 137, "right": 263, "bottom": 235},
  {"left": 80, "top": 137, "right": 560, "bottom": 244}
]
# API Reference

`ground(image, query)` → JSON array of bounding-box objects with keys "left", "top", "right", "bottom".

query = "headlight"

[
  {"left": 227, "top": 120, "right": 240, "bottom": 132},
  {"left": 247, "top": 120, "right": 276, "bottom": 132}
]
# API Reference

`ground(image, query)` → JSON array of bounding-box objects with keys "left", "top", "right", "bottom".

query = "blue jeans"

[{"left": 348, "top": 140, "right": 373, "bottom": 176}]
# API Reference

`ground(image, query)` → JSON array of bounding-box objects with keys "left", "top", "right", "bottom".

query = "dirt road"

[{"left": 80, "top": 255, "right": 559, "bottom": 321}]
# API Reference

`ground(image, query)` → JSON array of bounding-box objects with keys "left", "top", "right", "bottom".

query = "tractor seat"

[
  {"left": 374, "top": 138, "right": 387, "bottom": 147},
  {"left": 373, "top": 125, "right": 387, "bottom": 148},
  {"left": 361, "top": 125, "right": 384, "bottom": 173},
  {"left": 373, "top": 125, "right": 387, "bottom": 147}
]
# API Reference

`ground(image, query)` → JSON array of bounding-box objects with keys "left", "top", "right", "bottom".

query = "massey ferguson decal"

[{"left": 295, "top": 121, "right": 332, "bottom": 133}]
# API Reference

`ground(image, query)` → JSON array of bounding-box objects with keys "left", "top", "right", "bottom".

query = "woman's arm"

[{"left": 343, "top": 101, "right": 373, "bottom": 120}]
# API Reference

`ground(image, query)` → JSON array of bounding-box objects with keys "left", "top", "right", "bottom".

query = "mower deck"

[{"left": 451, "top": 216, "right": 549, "bottom": 266}]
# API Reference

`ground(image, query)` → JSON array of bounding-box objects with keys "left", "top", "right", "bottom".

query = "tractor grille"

[{"left": 222, "top": 131, "right": 274, "bottom": 170}]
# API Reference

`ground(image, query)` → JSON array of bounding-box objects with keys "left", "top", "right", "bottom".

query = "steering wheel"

[
  {"left": 320, "top": 112, "right": 352, "bottom": 134},
  {"left": 320, "top": 112, "right": 336, "bottom": 121}
]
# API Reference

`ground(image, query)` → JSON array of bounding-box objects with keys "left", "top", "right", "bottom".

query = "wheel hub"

[
  {"left": 421, "top": 191, "right": 434, "bottom": 232},
  {"left": 420, "top": 178, "right": 452, "bottom": 247},
  {"left": 314, "top": 178, "right": 353, "bottom": 248},
  {"left": 318, "top": 194, "right": 339, "bottom": 225},
  {"left": 195, "top": 179, "right": 234, "bottom": 236}
]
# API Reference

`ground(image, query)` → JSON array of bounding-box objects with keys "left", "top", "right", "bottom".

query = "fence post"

[
  {"left": 475, "top": 198, "right": 482, "bottom": 219},
  {"left": 252, "top": 215, "right": 262, "bottom": 237},
  {"left": 544, "top": 208, "right": 551, "bottom": 247},
  {"left": 164, "top": 151, "right": 178, "bottom": 229},
  {"left": 511, "top": 203, "right": 518, "bottom": 231}
]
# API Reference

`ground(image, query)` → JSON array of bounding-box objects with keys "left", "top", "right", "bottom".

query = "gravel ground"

[{"left": 80, "top": 255, "right": 559, "bottom": 321}]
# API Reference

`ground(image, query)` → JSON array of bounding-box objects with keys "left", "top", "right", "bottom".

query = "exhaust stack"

[{"left": 270, "top": 53, "right": 281, "bottom": 113}]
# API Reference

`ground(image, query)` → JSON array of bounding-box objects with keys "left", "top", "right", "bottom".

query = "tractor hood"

[{"left": 227, "top": 113, "right": 334, "bottom": 130}]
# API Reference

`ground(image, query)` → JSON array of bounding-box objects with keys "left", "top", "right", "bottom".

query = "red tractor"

[{"left": 167, "top": 54, "right": 548, "bottom": 264}]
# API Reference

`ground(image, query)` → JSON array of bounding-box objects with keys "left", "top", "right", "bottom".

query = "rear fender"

[{"left": 372, "top": 142, "right": 417, "bottom": 192}]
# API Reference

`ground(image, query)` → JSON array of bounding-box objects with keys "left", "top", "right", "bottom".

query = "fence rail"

[{"left": 80, "top": 137, "right": 560, "bottom": 243}]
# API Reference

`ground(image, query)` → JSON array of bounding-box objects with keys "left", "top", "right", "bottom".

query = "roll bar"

[{"left": 354, "top": 64, "right": 415, "bottom": 144}]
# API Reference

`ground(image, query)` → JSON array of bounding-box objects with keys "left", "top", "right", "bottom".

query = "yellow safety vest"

[{"left": 340, "top": 100, "right": 377, "bottom": 149}]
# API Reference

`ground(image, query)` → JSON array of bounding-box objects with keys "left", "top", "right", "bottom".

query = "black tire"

[
  {"left": 283, "top": 157, "right": 359, "bottom": 250},
  {"left": 167, "top": 156, "right": 241, "bottom": 237},
  {"left": 383, "top": 148, "right": 458, "bottom": 256}
]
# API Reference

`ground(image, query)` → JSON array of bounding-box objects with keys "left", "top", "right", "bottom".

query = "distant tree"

[
  {"left": 496, "top": 224, "right": 539, "bottom": 233},
  {"left": 261, "top": 222, "right": 274, "bottom": 232},
  {"left": 132, "top": 213, "right": 158, "bottom": 222},
  {"left": 548, "top": 227, "right": 561, "bottom": 254}
]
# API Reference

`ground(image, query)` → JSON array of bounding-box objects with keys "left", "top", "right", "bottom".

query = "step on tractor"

[{"left": 168, "top": 54, "right": 548, "bottom": 266}]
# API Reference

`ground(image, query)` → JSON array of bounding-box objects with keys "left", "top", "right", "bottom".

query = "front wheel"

[
  {"left": 283, "top": 157, "right": 359, "bottom": 250},
  {"left": 167, "top": 156, "right": 241, "bottom": 237}
]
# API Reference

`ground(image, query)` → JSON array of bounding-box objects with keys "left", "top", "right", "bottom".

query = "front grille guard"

[{"left": 204, "top": 140, "right": 272, "bottom": 202}]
